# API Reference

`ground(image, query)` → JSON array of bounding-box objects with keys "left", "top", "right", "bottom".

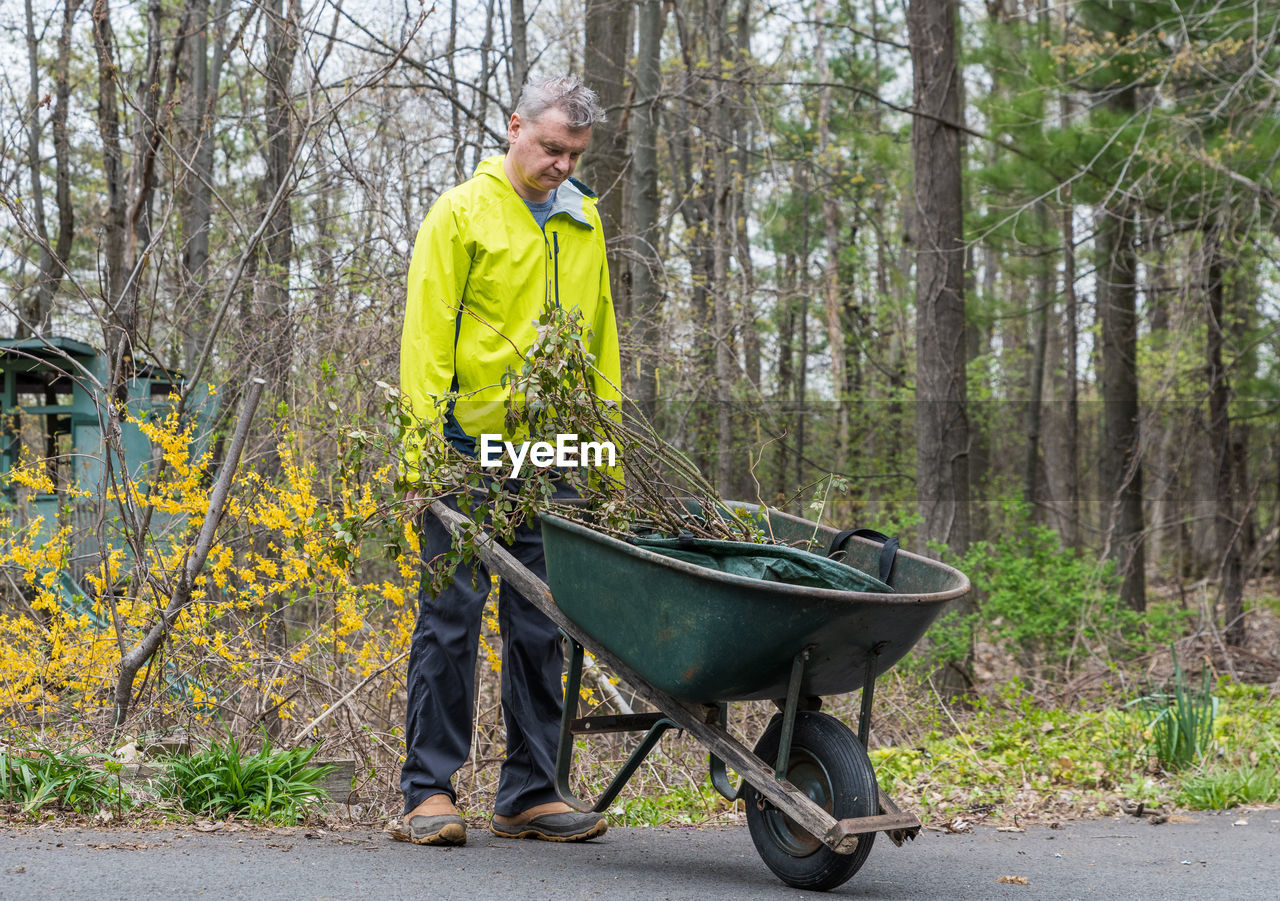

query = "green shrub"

[
  {"left": 915, "top": 500, "right": 1171, "bottom": 677},
  {"left": 161, "top": 734, "right": 333, "bottom": 823},
  {"left": 0, "top": 744, "right": 121, "bottom": 814}
]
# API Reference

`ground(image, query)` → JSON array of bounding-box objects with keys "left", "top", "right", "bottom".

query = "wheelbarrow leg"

[
  {"left": 709, "top": 705, "right": 741, "bottom": 801},
  {"left": 556, "top": 634, "right": 677, "bottom": 813},
  {"left": 853, "top": 649, "right": 921, "bottom": 847},
  {"left": 858, "top": 653, "right": 877, "bottom": 747},
  {"left": 775, "top": 645, "right": 813, "bottom": 779},
  {"left": 714, "top": 646, "right": 817, "bottom": 801}
]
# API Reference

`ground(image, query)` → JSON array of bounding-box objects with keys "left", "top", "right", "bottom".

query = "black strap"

[{"left": 827, "top": 528, "right": 899, "bottom": 584}]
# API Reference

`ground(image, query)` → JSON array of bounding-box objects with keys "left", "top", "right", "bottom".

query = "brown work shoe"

[
  {"left": 386, "top": 813, "right": 467, "bottom": 846},
  {"left": 490, "top": 811, "right": 607, "bottom": 842}
]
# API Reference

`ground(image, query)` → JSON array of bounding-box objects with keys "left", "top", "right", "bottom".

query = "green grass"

[
  {"left": 869, "top": 679, "right": 1280, "bottom": 819},
  {"left": 1176, "top": 764, "right": 1280, "bottom": 809},
  {"left": 160, "top": 734, "right": 333, "bottom": 824}
]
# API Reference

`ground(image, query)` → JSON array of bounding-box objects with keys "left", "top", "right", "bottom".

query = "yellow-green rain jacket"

[{"left": 400, "top": 155, "right": 622, "bottom": 481}]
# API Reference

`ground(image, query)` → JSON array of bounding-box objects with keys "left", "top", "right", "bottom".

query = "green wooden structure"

[{"left": 0, "top": 335, "right": 213, "bottom": 574}]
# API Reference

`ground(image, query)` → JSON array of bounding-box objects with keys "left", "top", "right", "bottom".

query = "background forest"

[{"left": 1, "top": 0, "right": 1279, "bottom": 823}]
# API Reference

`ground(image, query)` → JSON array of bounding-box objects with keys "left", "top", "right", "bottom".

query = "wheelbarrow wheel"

[{"left": 744, "top": 712, "right": 877, "bottom": 891}]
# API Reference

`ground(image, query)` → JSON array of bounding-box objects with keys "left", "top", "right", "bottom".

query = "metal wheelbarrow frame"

[{"left": 428, "top": 499, "right": 970, "bottom": 891}]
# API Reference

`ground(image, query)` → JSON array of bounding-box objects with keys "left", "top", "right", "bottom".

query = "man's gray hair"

[{"left": 515, "top": 74, "right": 606, "bottom": 129}]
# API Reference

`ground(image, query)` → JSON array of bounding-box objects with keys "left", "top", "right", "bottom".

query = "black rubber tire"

[{"left": 744, "top": 712, "right": 878, "bottom": 891}]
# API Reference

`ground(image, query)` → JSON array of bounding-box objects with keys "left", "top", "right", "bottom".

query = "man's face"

[{"left": 505, "top": 107, "right": 592, "bottom": 201}]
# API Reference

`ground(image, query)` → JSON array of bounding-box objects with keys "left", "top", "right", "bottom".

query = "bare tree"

[
  {"left": 256, "top": 0, "right": 300, "bottom": 398},
  {"left": 91, "top": 0, "right": 130, "bottom": 369},
  {"left": 179, "top": 0, "right": 231, "bottom": 373},
  {"left": 18, "top": 0, "right": 81, "bottom": 336}
]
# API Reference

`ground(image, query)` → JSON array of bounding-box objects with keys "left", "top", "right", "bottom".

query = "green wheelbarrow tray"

[{"left": 541, "top": 501, "right": 969, "bottom": 704}]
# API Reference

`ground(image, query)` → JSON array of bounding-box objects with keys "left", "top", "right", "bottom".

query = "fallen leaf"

[
  {"left": 1233, "top": 818, "right": 1248, "bottom": 826},
  {"left": 997, "top": 826, "right": 1025, "bottom": 833},
  {"left": 997, "top": 875, "right": 1030, "bottom": 885},
  {"left": 943, "top": 817, "right": 973, "bottom": 834},
  {"left": 194, "top": 822, "right": 222, "bottom": 833}
]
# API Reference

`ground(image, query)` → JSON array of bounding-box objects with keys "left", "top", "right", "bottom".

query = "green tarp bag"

[{"left": 631, "top": 536, "right": 894, "bottom": 594}]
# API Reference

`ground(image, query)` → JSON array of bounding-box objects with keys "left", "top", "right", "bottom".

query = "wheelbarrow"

[{"left": 428, "top": 499, "right": 970, "bottom": 891}]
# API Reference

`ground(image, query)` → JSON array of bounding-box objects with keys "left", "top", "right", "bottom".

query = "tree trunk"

[
  {"left": 257, "top": 0, "right": 299, "bottom": 399},
  {"left": 628, "top": 0, "right": 665, "bottom": 420},
  {"left": 447, "top": 0, "right": 465, "bottom": 181},
  {"left": 815, "top": 0, "right": 849, "bottom": 478},
  {"left": 963, "top": 241, "right": 988, "bottom": 538},
  {"left": 127, "top": 0, "right": 166, "bottom": 269},
  {"left": 1227, "top": 263, "right": 1258, "bottom": 571},
  {"left": 1205, "top": 232, "right": 1244, "bottom": 645},
  {"left": 733, "top": 0, "right": 757, "bottom": 406},
  {"left": 1096, "top": 181, "right": 1146, "bottom": 612},
  {"left": 91, "top": 0, "right": 130, "bottom": 370},
  {"left": 709, "top": 0, "right": 734, "bottom": 494},
  {"left": 1024, "top": 211, "right": 1051, "bottom": 509},
  {"left": 583, "top": 0, "right": 633, "bottom": 315},
  {"left": 774, "top": 247, "right": 797, "bottom": 502},
  {"left": 1144, "top": 219, "right": 1177, "bottom": 574},
  {"left": 472, "top": 0, "right": 497, "bottom": 173},
  {"left": 180, "top": 0, "right": 229, "bottom": 374},
  {"left": 671, "top": 6, "right": 717, "bottom": 479},
  {"left": 1061, "top": 180, "right": 1080, "bottom": 548},
  {"left": 508, "top": 0, "right": 528, "bottom": 102},
  {"left": 49, "top": 0, "right": 80, "bottom": 316},
  {"left": 908, "top": 0, "right": 970, "bottom": 557},
  {"left": 19, "top": 0, "right": 79, "bottom": 335}
]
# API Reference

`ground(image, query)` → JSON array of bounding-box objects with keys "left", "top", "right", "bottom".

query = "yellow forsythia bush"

[{"left": 0, "top": 404, "right": 425, "bottom": 737}]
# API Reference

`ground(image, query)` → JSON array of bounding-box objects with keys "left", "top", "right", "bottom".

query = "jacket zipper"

[{"left": 552, "top": 231, "right": 561, "bottom": 308}]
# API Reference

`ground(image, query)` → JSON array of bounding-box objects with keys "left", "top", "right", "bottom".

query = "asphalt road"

[{"left": 2, "top": 812, "right": 1277, "bottom": 899}]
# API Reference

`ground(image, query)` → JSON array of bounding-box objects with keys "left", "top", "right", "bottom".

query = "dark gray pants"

[{"left": 400, "top": 484, "right": 574, "bottom": 817}]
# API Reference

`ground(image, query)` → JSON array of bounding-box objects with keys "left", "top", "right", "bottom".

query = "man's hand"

[{"left": 402, "top": 486, "right": 431, "bottom": 520}]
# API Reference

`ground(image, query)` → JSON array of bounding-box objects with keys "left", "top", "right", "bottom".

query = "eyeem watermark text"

[{"left": 479, "top": 433, "right": 616, "bottom": 478}]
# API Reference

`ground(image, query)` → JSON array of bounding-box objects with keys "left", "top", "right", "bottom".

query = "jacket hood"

[{"left": 476, "top": 155, "right": 594, "bottom": 229}]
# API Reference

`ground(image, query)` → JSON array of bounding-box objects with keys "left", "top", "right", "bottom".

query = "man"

[{"left": 394, "top": 74, "right": 621, "bottom": 847}]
